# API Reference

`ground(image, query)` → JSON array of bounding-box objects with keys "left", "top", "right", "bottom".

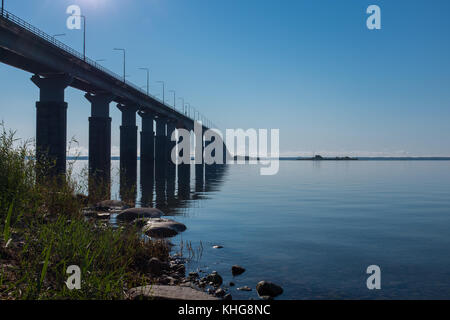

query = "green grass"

[{"left": 0, "top": 123, "right": 169, "bottom": 300}]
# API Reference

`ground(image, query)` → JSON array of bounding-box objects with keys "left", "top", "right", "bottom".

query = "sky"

[{"left": 1, "top": 0, "right": 450, "bottom": 157}]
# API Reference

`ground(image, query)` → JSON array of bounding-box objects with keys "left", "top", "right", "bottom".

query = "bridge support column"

[
  {"left": 85, "top": 93, "right": 114, "bottom": 200},
  {"left": 117, "top": 104, "right": 139, "bottom": 202},
  {"left": 166, "top": 120, "right": 177, "bottom": 165},
  {"left": 195, "top": 126, "right": 205, "bottom": 192},
  {"left": 155, "top": 116, "right": 167, "bottom": 168},
  {"left": 139, "top": 110, "right": 155, "bottom": 165},
  {"left": 138, "top": 110, "right": 155, "bottom": 207},
  {"left": 31, "top": 74, "right": 72, "bottom": 178}
]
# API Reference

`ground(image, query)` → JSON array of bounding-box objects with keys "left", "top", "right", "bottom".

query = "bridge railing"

[{"left": 0, "top": 8, "right": 199, "bottom": 122}]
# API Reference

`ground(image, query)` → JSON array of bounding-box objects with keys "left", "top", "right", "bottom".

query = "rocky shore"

[{"left": 84, "top": 200, "right": 284, "bottom": 300}]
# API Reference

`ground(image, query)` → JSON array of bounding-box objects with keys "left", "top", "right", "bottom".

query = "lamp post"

[
  {"left": 178, "top": 97, "right": 185, "bottom": 115},
  {"left": 73, "top": 15, "right": 86, "bottom": 60},
  {"left": 113, "top": 48, "right": 126, "bottom": 82},
  {"left": 139, "top": 67, "right": 150, "bottom": 95},
  {"left": 169, "top": 90, "right": 176, "bottom": 110},
  {"left": 157, "top": 81, "right": 165, "bottom": 105}
]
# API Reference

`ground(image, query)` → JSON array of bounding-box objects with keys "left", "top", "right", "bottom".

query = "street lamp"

[
  {"left": 139, "top": 67, "right": 150, "bottom": 95},
  {"left": 113, "top": 48, "right": 126, "bottom": 82},
  {"left": 169, "top": 90, "right": 176, "bottom": 110},
  {"left": 73, "top": 15, "right": 86, "bottom": 60},
  {"left": 178, "top": 97, "right": 185, "bottom": 115},
  {"left": 156, "top": 81, "right": 165, "bottom": 105}
]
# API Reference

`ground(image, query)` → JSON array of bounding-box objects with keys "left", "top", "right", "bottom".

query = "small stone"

[
  {"left": 256, "top": 281, "right": 283, "bottom": 298},
  {"left": 95, "top": 200, "right": 129, "bottom": 211},
  {"left": 189, "top": 272, "right": 199, "bottom": 279},
  {"left": 147, "top": 258, "right": 169, "bottom": 276},
  {"left": 229, "top": 282, "right": 235, "bottom": 287},
  {"left": 215, "top": 288, "right": 226, "bottom": 298},
  {"left": 237, "top": 286, "right": 252, "bottom": 291},
  {"left": 95, "top": 212, "right": 111, "bottom": 219},
  {"left": 213, "top": 245, "right": 223, "bottom": 249},
  {"left": 206, "top": 272, "right": 223, "bottom": 287},
  {"left": 223, "top": 293, "right": 232, "bottom": 300},
  {"left": 231, "top": 265, "right": 246, "bottom": 276}
]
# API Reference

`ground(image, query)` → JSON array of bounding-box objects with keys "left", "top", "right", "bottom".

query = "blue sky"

[{"left": 1, "top": 0, "right": 449, "bottom": 156}]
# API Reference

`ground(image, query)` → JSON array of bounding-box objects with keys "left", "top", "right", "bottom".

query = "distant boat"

[{"left": 297, "top": 155, "right": 358, "bottom": 161}]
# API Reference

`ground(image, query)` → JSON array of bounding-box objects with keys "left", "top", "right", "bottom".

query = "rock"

[
  {"left": 229, "top": 282, "right": 235, "bottom": 287},
  {"left": 256, "top": 281, "right": 283, "bottom": 298},
  {"left": 223, "top": 293, "right": 232, "bottom": 300},
  {"left": 188, "top": 272, "right": 199, "bottom": 279},
  {"left": 215, "top": 288, "right": 226, "bottom": 298},
  {"left": 213, "top": 245, "right": 223, "bottom": 249},
  {"left": 205, "top": 272, "right": 223, "bottom": 287},
  {"left": 147, "top": 258, "right": 169, "bottom": 276},
  {"left": 143, "top": 218, "right": 186, "bottom": 238},
  {"left": 232, "top": 265, "right": 246, "bottom": 276},
  {"left": 117, "top": 207, "right": 163, "bottom": 221},
  {"left": 95, "top": 200, "right": 129, "bottom": 211},
  {"left": 128, "top": 285, "right": 219, "bottom": 300},
  {"left": 170, "top": 263, "right": 186, "bottom": 277},
  {"left": 95, "top": 212, "right": 111, "bottom": 219},
  {"left": 75, "top": 193, "right": 89, "bottom": 206},
  {"left": 237, "top": 286, "right": 252, "bottom": 291}
]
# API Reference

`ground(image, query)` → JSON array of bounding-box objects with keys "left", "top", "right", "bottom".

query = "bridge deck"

[{"left": 0, "top": 9, "right": 205, "bottom": 130}]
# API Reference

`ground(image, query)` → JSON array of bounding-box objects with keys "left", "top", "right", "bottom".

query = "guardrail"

[{"left": 0, "top": 8, "right": 212, "bottom": 125}]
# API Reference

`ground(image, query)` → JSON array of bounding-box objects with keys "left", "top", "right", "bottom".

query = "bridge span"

[{"left": 0, "top": 9, "right": 227, "bottom": 199}]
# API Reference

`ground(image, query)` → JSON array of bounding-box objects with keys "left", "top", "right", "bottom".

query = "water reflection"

[{"left": 138, "top": 160, "right": 229, "bottom": 215}]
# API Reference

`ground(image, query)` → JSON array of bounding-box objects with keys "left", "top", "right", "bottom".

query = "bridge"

[{"left": 0, "top": 9, "right": 228, "bottom": 200}]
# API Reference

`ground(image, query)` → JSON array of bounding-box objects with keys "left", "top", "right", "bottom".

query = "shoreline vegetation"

[
  {"left": 0, "top": 124, "right": 284, "bottom": 300},
  {"left": 0, "top": 123, "right": 283, "bottom": 300},
  {"left": 0, "top": 125, "right": 216, "bottom": 300}
]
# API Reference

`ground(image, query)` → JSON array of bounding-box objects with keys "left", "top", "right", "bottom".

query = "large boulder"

[
  {"left": 256, "top": 281, "right": 283, "bottom": 298},
  {"left": 143, "top": 218, "right": 186, "bottom": 238},
  {"left": 116, "top": 207, "right": 163, "bottom": 221},
  {"left": 128, "top": 285, "right": 219, "bottom": 300}
]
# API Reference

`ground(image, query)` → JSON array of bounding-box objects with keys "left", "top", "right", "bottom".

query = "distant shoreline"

[{"left": 66, "top": 156, "right": 450, "bottom": 161}]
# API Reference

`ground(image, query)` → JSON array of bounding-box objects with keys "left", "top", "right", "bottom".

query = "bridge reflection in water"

[{"left": 138, "top": 161, "right": 229, "bottom": 215}]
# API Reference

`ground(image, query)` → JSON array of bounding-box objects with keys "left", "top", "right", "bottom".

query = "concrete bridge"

[{"left": 0, "top": 9, "right": 227, "bottom": 199}]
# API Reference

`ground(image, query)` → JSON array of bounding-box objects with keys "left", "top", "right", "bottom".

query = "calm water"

[{"left": 74, "top": 160, "right": 450, "bottom": 299}]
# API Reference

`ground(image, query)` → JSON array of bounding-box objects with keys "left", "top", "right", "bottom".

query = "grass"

[{"left": 0, "top": 123, "right": 169, "bottom": 300}]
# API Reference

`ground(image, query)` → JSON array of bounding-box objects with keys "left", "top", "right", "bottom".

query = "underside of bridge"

[{"left": 0, "top": 10, "right": 230, "bottom": 201}]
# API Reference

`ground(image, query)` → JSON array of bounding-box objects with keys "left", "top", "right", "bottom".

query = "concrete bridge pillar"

[
  {"left": 31, "top": 74, "right": 72, "bottom": 178},
  {"left": 117, "top": 103, "right": 139, "bottom": 202},
  {"left": 166, "top": 120, "right": 177, "bottom": 165},
  {"left": 138, "top": 110, "right": 155, "bottom": 165},
  {"left": 195, "top": 126, "right": 205, "bottom": 192},
  {"left": 85, "top": 92, "right": 114, "bottom": 199},
  {"left": 155, "top": 116, "right": 167, "bottom": 168}
]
